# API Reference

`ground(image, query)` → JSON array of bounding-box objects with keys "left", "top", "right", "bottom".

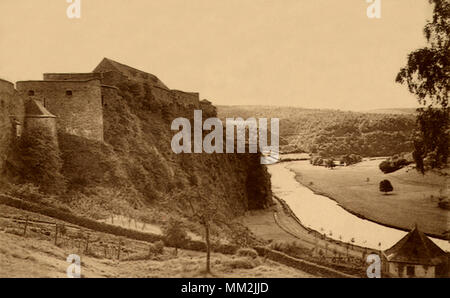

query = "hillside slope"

[
  {"left": 218, "top": 105, "right": 416, "bottom": 157},
  {"left": 0, "top": 75, "right": 272, "bottom": 245}
]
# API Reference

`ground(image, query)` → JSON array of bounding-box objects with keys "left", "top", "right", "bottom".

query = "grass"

[
  {"left": 0, "top": 204, "right": 316, "bottom": 277},
  {"left": 288, "top": 160, "right": 449, "bottom": 238},
  {"left": 0, "top": 222, "right": 312, "bottom": 278}
]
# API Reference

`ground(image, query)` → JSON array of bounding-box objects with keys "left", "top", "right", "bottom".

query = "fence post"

[
  {"left": 117, "top": 239, "right": 121, "bottom": 260},
  {"left": 54, "top": 223, "right": 58, "bottom": 245},
  {"left": 85, "top": 234, "right": 90, "bottom": 254},
  {"left": 23, "top": 215, "right": 29, "bottom": 236}
]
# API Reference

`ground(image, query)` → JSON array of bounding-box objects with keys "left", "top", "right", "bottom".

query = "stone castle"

[
  {"left": 0, "top": 58, "right": 214, "bottom": 171},
  {"left": 1, "top": 58, "right": 214, "bottom": 139}
]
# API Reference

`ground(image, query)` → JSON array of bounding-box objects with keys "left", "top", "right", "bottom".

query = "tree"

[
  {"left": 396, "top": 0, "right": 449, "bottom": 172},
  {"left": 162, "top": 218, "right": 189, "bottom": 256},
  {"left": 17, "top": 127, "right": 66, "bottom": 194},
  {"left": 379, "top": 180, "right": 394, "bottom": 195},
  {"left": 325, "top": 158, "right": 336, "bottom": 169},
  {"left": 183, "top": 188, "right": 222, "bottom": 275}
]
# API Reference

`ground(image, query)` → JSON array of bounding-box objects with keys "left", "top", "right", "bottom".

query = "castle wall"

[
  {"left": 43, "top": 73, "right": 103, "bottom": 81},
  {"left": 0, "top": 79, "right": 25, "bottom": 174},
  {"left": 16, "top": 80, "right": 104, "bottom": 141},
  {"left": 24, "top": 117, "right": 58, "bottom": 141},
  {"left": 149, "top": 86, "right": 200, "bottom": 108},
  {"left": 151, "top": 86, "right": 174, "bottom": 105},
  {"left": 0, "top": 79, "right": 15, "bottom": 95},
  {"left": 171, "top": 90, "right": 200, "bottom": 107}
]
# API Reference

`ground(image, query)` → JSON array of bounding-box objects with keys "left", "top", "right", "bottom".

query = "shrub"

[
  {"left": 163, "top": 219, "right": 190, "bottom": 255},
  {"left": 437, "top": 190, "right": 450, "bottom": 210},
  {"left": 226, "top": 257, "right": 259, "bottom": 269},
  {"left": 236, "top": 248, "right": 258, "bottom": 259},
  {"left": 154, "top": 240, "right": 165, "bottom": 254},
  {"left": 341, "top": 154, "right": 363, "bottom": 166},
  {"left": 379, "top": 179, "right": 394, "bottom": 194},
  {"left": 379, "top": 157, "right": 411, "bottom": 174},
  {"left": 8, "top": 183, "right": 44, "bottom": 203},
  {"left": 147, "top": 243, "right": 164, "bottom": 256},
  {"left": 16, "top": 127, "right": 66, "bottom": 194}
]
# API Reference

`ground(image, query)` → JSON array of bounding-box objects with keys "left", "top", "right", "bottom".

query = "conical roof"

[
  {"left": 383, "top": 226, "right": 447, "bottom": 265},
  {"left": 25, "top": 99, "right": 56, "bottom": 118}
]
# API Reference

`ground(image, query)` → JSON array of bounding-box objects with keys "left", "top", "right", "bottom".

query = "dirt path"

[{"left": 242, "top": 198, "right": 375, "bottom": 269}]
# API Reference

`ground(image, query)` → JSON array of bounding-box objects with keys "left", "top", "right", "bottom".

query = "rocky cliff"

[{"left": 0, "top": 71, "right": 272, "bottom": 242}]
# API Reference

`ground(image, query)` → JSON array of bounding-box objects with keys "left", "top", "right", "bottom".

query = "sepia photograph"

[{"left": 0, "top": 0, "right": 448, "bottom": 287}]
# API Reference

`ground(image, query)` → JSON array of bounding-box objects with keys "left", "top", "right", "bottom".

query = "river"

[{"left": 268, "top": 162, "right": 450, "bottom": 252}]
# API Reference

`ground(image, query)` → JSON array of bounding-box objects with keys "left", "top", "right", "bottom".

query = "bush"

[
  {"left": 148, "top": 242, "right": 164, "bottom": 255},
  {"left": 379, "top": 157, "right": 411, "bottom": 174},
  {"left": 16, "top": 127, "right": 66, "bottom": 194},
  {"left": 341, "top": 154, "right": 363, "bottom": 166},
  {"left": 379, "top": 179, "right": 394, "bottom": 194},
  {"left": 236, "top": 248, "right": 258, "bottom": 259},
  {"left": 154, "top": 240, "right": 165, "bottom": 254},
  {"left": 8, "top": 183, "right": 44, "bottom": 202},
  {"left": 226, "top": 257, "right": 259, "bottom": 269},
  {"left": 163, "top": 219, "right": 190, "bottom": 254}
]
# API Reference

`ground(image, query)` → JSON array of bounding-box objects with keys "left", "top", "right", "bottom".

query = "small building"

[{"left": 382, "top": 226, "right": 449, "bottom": 278}]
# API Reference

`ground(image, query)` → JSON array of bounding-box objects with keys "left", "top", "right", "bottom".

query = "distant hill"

[
  {"left": 361, "top": 108, "right": 417, "bottom": 115},
  {"left": 218, "top": 105, "right": 416, "bottom": 157}
]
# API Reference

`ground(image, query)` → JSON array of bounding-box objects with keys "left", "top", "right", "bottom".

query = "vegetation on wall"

[
  {"left": 42, "top": 77, "right": 272, "bottom": 244},
  {"left": 14, "top": 127, "right": 66, "bottom": 194}
]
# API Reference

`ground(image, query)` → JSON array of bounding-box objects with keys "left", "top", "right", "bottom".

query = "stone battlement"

[{"left": 43, "top": 73, "right": 103, "bottom": 81}]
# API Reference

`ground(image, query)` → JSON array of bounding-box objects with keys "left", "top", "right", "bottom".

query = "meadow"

[{"left": 288, "top": 160, "right": 449, "bottom": 239}]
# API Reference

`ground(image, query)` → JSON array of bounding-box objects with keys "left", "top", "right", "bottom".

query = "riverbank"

[
  {"left": 241, "top": 198, "right": 372, "bottom": 277},
  {"left": 287, "top": 160, "right": 449, "bottom": 240},
  {"left": 268, "top": 161, "right": 450, "bottom": 252}
]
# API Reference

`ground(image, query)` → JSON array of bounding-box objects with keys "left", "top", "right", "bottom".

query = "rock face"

[{"left": 0, "top": 59, "right": 272, "bottom": 220}]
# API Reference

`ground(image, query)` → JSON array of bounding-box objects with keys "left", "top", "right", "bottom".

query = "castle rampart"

[
  {"left": 0, "top": 79, "right": 25, "bottom": 174},
  {"left": 24, "top": 99, "right": 57, "bottom": 142},
  {"left": 0, "top": 79, "right": 15, "bottom": 95},
  {"left": 171, "top": 90, "right": 200, "bottom": 106},
  {"left": 3, "top": 58, "right": 210, "bottom": 146},
  {"left": 16, "top": 79, "right": 104, "bottom": 141},
  {"left": 44, "top": 73, "right": 103, "bottom": 81}
]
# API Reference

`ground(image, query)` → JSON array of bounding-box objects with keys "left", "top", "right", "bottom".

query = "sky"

[{"left": 0, "top": 0, "right": 432, "bottom": 110}]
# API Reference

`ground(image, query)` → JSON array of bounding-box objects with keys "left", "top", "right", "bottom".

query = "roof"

[
  {"left": 93, "top": 58, "right": 168, "bottom": 89},
  {"left": 383, "top": 226, "right": 447, "bottom": 265},
  {"left": 25, "top": 99, "right": 56, "bottom": 118}
]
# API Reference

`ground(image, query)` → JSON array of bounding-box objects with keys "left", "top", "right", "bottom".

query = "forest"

[{"left": 218, "top": 106, "right": 416, "bottom": 158}]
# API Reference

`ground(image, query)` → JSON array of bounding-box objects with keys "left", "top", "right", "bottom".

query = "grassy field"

[
  {"left": 288, "top": 160, "right": 449, "bottom": 238},
  {"left": 0, "top": 204, "right": 314, "bottom": 278}
]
